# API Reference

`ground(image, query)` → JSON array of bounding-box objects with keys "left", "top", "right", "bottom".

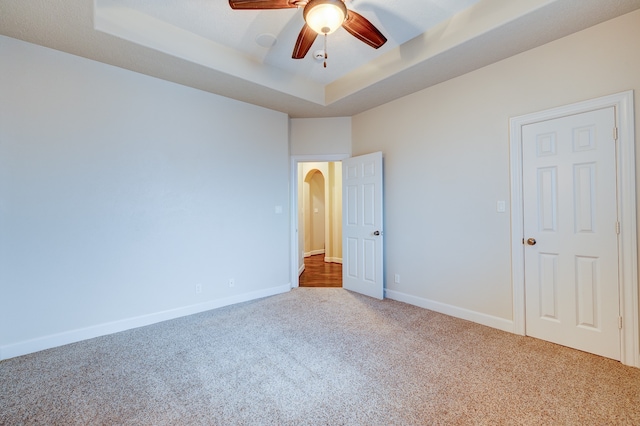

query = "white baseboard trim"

[
  {"left": 385, "top": 289, "right": 515, "bottom": 333},
  {"left": 304, "top": 249, "right": 325, "bottom": 257},
  {"left": 0, "top": 284, "right": 291, "bottom": 361},
  {"left": 324, "top": 257, "right": 342, "bottom": 264},
  {"left": 298, "top": 264, "right": 305, "bottom": 276}
]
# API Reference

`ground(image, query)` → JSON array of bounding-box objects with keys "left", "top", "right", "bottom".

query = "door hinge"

[
  {"left": 616, "top": 221, "right": 621, "bottom": 235},
  {"left": 619, "top": 316, "right": 623, "bottom": 329},
  {"left": 613, "top": 127, "right": 619, "bottom": 141}
]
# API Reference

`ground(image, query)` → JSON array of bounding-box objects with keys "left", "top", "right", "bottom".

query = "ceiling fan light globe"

[{"left": 303, "top": 0, "right": 346, "bottom": 35}]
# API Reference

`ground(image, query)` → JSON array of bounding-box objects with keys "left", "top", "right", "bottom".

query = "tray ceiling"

[{"left": 1, "top": 0, "right": 639, "bottom": 117}]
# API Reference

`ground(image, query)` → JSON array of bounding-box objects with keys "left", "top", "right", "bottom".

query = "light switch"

[
  {"left": 275, "top": 205, "right": 282, "bottom": 214},
  {"left": 497, "top": 201, "right": 506, "bottom": 213}
]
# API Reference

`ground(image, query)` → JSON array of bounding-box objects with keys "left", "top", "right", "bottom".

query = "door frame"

[
  {"left": 290, "top": 154, "right": 349, "bottom": 288},
  {"left": 509, "top": 90, "right": 638, "bottom": 367}
]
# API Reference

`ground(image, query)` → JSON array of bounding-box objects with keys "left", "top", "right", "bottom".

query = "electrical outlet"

[
  {"left": 195, "top": 283, "right": 202, "bottom": 294},
  {"left": 394, "top": 274, "right": 400, "bottom": 284},
  {"left": 228, "top": 278, "right": 235, "bottom": 288}
]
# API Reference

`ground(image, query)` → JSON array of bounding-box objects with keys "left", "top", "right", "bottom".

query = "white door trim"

[
  {"left": 509, "top": 90, "right": 638, "bottom": 367},
  {"left": 290, "top": 154, "right": 350, "bottom": 288}
]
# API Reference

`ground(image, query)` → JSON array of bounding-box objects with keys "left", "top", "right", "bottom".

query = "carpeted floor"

[{"left": 1, "top": 288, "right": 639, "bottom": 425}]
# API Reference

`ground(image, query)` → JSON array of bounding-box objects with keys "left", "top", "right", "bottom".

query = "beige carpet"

[{"left": 1, "top": 288, "right": 639, "bottom": 425}]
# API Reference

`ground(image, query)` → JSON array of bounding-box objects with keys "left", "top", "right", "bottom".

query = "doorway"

[
  {"left": 295, "top": 160, "right": 344, "bottom": 288},
  {"left": 290, "top": 152, "right": 385, "bottom": 299},
  {"left": 509, "top": 91, "right": 638, "bottom": 367}
]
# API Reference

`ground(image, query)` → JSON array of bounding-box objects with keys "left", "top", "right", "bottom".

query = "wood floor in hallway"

[{"left": 299, "top": 254, "right": 342, "bottom": 287}]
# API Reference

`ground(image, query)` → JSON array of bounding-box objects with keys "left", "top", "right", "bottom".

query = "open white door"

[{"left": 342, "top": 152, "right": 384, "bottom": 299}]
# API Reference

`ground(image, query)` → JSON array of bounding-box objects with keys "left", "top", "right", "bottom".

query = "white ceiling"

[{"left": 1, "top": 0, "right": 640, "bottom": 118}]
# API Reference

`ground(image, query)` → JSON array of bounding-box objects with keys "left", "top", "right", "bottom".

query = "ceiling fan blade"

[
  {"left": 229, "top": 0, "right": 297, "bottom": 9},
  {"left": 342, "top": 9, "right": 387, "bottom": 49},
  {"left": 292, "top": 24, "right": 318, "bottom": 59}
]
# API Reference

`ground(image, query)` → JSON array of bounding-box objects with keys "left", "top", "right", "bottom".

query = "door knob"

[
  {"left": 527, "top": 238, "right": 537, "bottom": 246},
  {"left": 373, "top": 230, "right": 380, "bottom": 236}
]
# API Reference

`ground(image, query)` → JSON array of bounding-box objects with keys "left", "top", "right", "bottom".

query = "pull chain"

[{"left": 324, "top": 33, "right": 328, "bottom": 68}]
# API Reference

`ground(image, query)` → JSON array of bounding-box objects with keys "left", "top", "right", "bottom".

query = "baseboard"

[
  {"left": 324, "top": 257, "right": 342, "bottom": 264},
  {"left": 304, "top": 249, "right": 325, "bottom": 257},
  {"left": 385, "top": 289, "right": 515, "bottom": 333},
  {"left": 0, "top": 284, "right": 291, "bottom": 361},
  {"left": 298, "top": 264, "right": 305, "bottom": 276}
]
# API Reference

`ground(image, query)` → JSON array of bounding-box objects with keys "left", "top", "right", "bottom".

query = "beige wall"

[
  {"left": 327, "top": 162, "right": 343, "bottom": 263},
  {"left": 307, "top": 169, "right": 326, "bottom": 254},
  {"left": 290, "top": 117, "right": 352, "bottom": 156},
  {"left": 352, "top": 11, "right": 640, "bottom": 325}
]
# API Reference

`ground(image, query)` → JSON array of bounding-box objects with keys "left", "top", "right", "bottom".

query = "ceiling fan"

[{"left": 228, "top": 0, "right": 387, "bottom": 61}]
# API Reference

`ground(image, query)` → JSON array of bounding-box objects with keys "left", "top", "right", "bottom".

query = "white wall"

[
  {"left": 352, "top": 10, "right": 640, "bottom": 329},
  {"left": 0, "top": 36, "right": 290, "bottom": 359}
]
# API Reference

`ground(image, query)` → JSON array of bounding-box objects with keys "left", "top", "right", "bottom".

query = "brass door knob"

[{"left": 527, "top": 238, "right": 537, "bottom": 246}]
